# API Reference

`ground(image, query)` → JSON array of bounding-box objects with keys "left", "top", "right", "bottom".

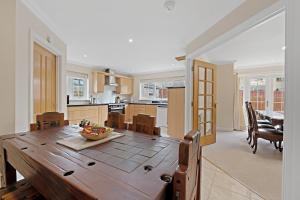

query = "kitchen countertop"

[
  {"left": 67, "top": 103, "right": 109, "bottom": 107},
  {"left": 128, "top": 102, "right": 168, "bottom": 106},
  {"left": 67, "top": 102, "right": 168, "bottom": 107}
]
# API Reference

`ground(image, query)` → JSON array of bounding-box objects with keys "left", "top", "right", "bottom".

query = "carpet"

[{"left": 203, "top": 131, "right": 282, "bottom": 200}]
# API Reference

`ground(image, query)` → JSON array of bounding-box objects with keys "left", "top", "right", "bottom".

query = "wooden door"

[
  {"left": 193, "top": 60, "right": 217, "bottom": 146},
  {"left": 33, "top": 43, "right": 57, "bottom": 119}
]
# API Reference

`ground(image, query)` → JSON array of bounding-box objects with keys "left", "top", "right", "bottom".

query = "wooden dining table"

[
  {"left": 0, "top": 126, "right": 180, "bottom": 200},
  {"left": 256, "top": 110, "right": 284, "bottom": 126}
]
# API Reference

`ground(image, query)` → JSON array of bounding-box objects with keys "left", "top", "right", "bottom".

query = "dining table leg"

[{"left": 0, "top": 141, "right": 17, "bottom": 188}]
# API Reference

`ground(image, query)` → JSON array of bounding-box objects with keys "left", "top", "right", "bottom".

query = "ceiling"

[
  {"left": 201, "top": 12, "right": 285, "bottom": 69},
  {"left": 24, "top": 0, "right": 245, "bottom": 74}
]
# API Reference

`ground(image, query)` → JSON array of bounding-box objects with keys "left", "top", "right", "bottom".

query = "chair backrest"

[
  {"left": 248, "top": 103, "right": 258, "bottom": 132},
  {"left": 130, "top": 114, "right": 159, "bottom": 135},
  {"left": 245, "top": 102, "right": 253, "bottom": 128},
  {"left": 173, "top": 130, "right": 201, "bottom": 200},
  {"left": 35, "top": 112, "right": 65, "bottom": 130},
  {"left": 105, "top": 112, "right": 126, "bottom": 129}
]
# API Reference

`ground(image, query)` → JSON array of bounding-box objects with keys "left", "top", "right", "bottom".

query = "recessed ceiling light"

[
  {"left": 128, "top": 38, "right": 133, "bottom": 43},
  {"left": 164, "top": 0, "right": 176, "bottom": 12},
  {"left": 83, "top": 54, "right": 88, "bottom": 58},
  {"left": 282, "top": 46, "right": 286, "bottom": 51}
]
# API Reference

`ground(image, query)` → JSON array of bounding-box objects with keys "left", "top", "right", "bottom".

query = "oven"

[{"left": 108, "top": 103, "right": 125, "bottom": 114}]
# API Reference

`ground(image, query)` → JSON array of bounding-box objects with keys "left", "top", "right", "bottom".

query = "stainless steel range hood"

[{"left": 104, "top": 69, "right": 118, "bottom": 86}]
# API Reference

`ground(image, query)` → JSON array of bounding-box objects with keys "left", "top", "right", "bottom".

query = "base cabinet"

[
  {"left": 125, "top": 104, "right": 158, "bottom": 122},
  {"left": 68, "top": 105, "right": 108, "bottom": 125}
]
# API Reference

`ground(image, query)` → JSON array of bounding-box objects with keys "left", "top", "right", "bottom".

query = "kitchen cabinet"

[
  {"left": 92, "top": 72, "right": 105, "bottom": 93},
  {"left": 125, "top": 105, "right": 132, "bottom": 122},
  {"left": 125, "top": 104, "right": 158, "bottom": 123},
  {"left": 98, "top": 105, "right": 108, "bottom": 126},
  {"left": 167, "top": 87, "right": 185, "bottom": 140},
  {"left": 145, "top": 105, "right": 157, "bottom": 117},
  {"left": 116, "top": 77, "right": 133, "bottom": 95},
  {"left": 68, "top": 105, "right": 108, "bottom": 125}
]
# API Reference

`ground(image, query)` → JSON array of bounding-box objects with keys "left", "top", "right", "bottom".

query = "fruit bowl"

[{"left": 80, "top": 126, "right": 113, "bottom": 141}]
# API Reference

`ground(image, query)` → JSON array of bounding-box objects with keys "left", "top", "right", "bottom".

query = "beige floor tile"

[{"left": 202, "top": 158, "right": 264, "bottom": 200}]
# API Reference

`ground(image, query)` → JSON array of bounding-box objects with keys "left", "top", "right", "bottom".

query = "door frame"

[{"left": 29, "top": 30, "right": 63, "bottom": 123}]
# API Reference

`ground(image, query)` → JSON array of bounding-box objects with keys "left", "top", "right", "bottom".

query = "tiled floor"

[{"left": 201, "top": 158, "right": 264, "bottom": 200}]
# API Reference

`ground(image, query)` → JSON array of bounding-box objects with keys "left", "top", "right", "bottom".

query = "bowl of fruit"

[{"left": 79, "top": 120, "right": 113, "bottom": 140}]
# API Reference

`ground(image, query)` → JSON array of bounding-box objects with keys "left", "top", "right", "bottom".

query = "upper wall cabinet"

[
  {"left": 92, "top": 72, "right": 105, "bottom": 93},
  {"left": 116, "top": 77, "right": 133, "bottom": 95}
]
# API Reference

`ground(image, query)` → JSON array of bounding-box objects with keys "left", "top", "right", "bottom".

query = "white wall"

[
  {"left": 132, "top": 70, "right": 186, "bottom": 101},
  {"left": 283, "top": 0, "right": 300, "bottom": 199},
  {"left": 15, "top": 1, "right": 67, "bottom": 132},
  {"left": 216, "top": 64, "right": 235, "bottom": 131},
  {"left": 0, "top": 0, "right": 16, "bottom": 134}
]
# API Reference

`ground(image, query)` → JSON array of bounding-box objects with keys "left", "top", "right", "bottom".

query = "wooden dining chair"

[
  {"left": 30, "top": 112, "right": 69, "bottom": 131},
  {"left": 249, "top": 103, "right": 283, "bottom": 154},
  {"left": 104, "top": 112, "right": 127, "bottom": 129},
  {"left": 0, "top": 179, "right": 44, "bottom": 200},
  {"left": 245, "top": 102, "right": 254, "bottom": 144},
  {"left": 245, "top": 102, "right": 275, "bottom": 145},
  {"left": 128, "top": 114, "right": 160, "bottom": 136},
  {"left": 173, "top": 130, "right": 201, "bottom": 200}
]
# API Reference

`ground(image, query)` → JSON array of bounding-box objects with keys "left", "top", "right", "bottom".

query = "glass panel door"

[
  {"left": 249, "top": 78, "right": 266, "bottom": 111},
  {"left": 193, "top": 60, "right": 217, "bottom": 146},
  {"left": 272, "top": 77, "right": 285, "bottom": 112}
]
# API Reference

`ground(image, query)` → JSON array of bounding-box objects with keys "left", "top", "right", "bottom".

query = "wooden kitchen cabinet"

[
  {"left": 133, "top": 105, "right": 146, "bottom": 116},
  {"left": 125, "top": 105, "right": 131, "bottom": 122},
  {"left": 68, "top": 106, "right": 99, "bottom": 125},
  {"left": 116, "top": 77, "right": 133, "bottom": 95},
  {"left": 167, "top": 87, "right": 185, "bottom": 140},
  {"left": 145, "top": 105, "right": 157, "bottom": 117},
  {"left": 68, "top": 105, "right": 108, "bottom": 125},
  {"left": 125, "top": 104, "right": 157, "bottom": 122},
  {"left": 98, "top": 105, "right": 108, "bottom": 126},
  {"left": 92, "top": 72, "right": 105, "bottom": 93}
]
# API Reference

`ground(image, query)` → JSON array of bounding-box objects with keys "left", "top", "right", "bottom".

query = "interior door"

[
  {"left": 193, "top": 60, "right": 217, "bottom": 146},
  {"left": 33, "top": 43, "right": 57, "bottom": 120}
]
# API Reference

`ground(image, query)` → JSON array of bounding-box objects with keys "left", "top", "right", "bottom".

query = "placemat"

[{"left": 57, "top": 131, "right": 124, "bottom": 151}]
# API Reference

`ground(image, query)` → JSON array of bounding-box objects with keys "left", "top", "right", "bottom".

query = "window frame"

[
  {"left": 240, "top": 74, "right": 285, "bottom": 112},
  {"left": 67, "top": 72, "right": 89, "bottom": 101},
  {"left": 139, "top": 78, "right": 185, "bottom": 101}
]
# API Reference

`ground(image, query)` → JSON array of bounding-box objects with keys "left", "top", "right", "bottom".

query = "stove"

[{"left": 108, "top": 103, "right": 125, "bottom": 114}]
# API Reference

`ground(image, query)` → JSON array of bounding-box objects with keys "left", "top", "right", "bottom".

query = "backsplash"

[{"left": 94, "top": 85, "right": 131, "bottom": 103}]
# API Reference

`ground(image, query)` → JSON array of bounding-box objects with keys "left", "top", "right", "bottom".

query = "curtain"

[{"left": 233, "top": 73, "right": 246, "bottom": 131}]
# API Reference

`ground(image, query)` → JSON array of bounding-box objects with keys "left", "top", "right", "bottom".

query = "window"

[
  {"left": 139, "top": 78, "right": 185, "bottom": 101},
  {"left": 273, "top": 77, "right": 284, "bottom": 112},
  {"left": 72, "top": 78, "right": 85, "bottom": 97},
  {"left": 67, "top": 72, "right": 89, "bottom": 100},
  {"left": 249, "top": 78, "right": 266, "bottom": 110},
  {"left": 240, "top": 75, "right": 284, "bottom": 112}
]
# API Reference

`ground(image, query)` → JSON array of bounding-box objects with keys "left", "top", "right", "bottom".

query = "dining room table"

[
  {"left": 256, "top": 110, "right": 284, "bottom": 126},
  {"left": 0, "top": 126, "right": 181, "bottom": 200}
]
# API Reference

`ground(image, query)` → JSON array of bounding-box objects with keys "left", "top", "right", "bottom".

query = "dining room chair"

[
  {"left": 246, "top": 102, "right": 276, "bottom": 145},
  {"left": 249, "top": 103, "right": 283, "bottom": 154},
  {"left": 128, "top": 114, "right": 161, "bottom": 136},
  {"left": 104, "top": 112, "right": 128, "bottom": 129},
  {"left": 173, "top": 130, "right": 201, "bottom": 200},
  {"left": 0, "top": 179, "right": 44, "bottom": 200},
  {"left": 30, "top": 112, "right": 69, "bottom": 131}
]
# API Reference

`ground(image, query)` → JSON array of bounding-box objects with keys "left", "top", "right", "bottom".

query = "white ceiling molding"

[
  {"left": 186, "top": 0, "right": 284, "bottom": 59},
  {"left": 21, "top": 0, "right": 65, "bottom": 41},
  {"left": 236, "top": 64, "right": 284, "bottom": 76}
]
